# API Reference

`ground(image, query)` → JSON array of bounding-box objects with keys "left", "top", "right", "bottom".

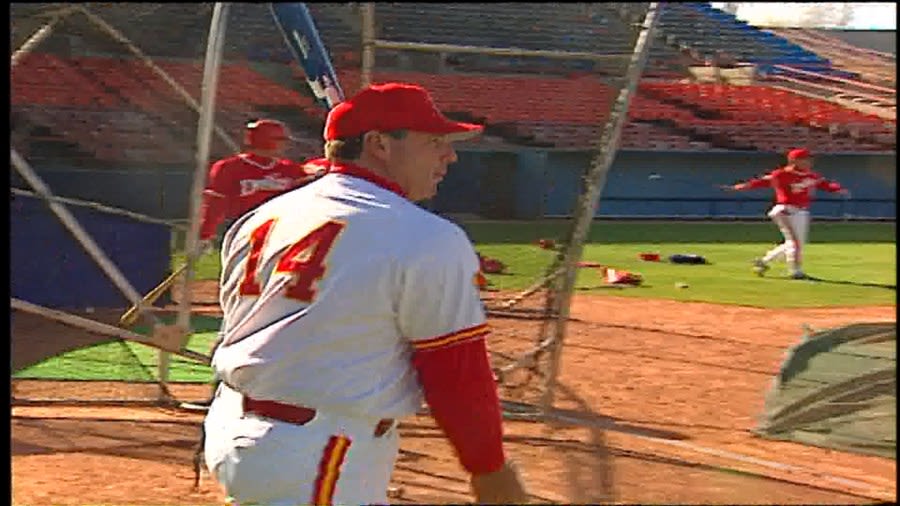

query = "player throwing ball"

[
  {"left": 730, "top": 148, "right": 849, "bottom": 279},
  {"left": 203, "top": 83, "right": 529, "bottom": 504}
]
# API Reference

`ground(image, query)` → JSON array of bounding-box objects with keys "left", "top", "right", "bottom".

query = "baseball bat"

[
  {"left": 118, "top": 263, "right": 187, "bottom": 327},
  {"left": 119, "top": 4, "right": 345, "bottom": 329},
  {"left": 270, "top": 3, "right": 345, "bottom": 109}
]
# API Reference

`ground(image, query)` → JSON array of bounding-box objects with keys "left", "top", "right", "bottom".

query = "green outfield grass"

[
  {"left": 471, "top": 221, "right": 896, "bottom": 308},
  {"left": 181, "top": 221, "right": 896, "bottom": 308},
  {"left": 16, "top": 222, "right": 894, "bottom": 384},
  {"left": 14, "top": 315, "right": 221, "bottom": 383}
]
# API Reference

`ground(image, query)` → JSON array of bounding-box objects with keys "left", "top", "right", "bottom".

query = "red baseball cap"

[
  {"left": 245, "top": 119, "right": 292, "bottom": 150},
  {"left": 324, "top": 82, "right": 483, "bottom": 142},
  {"left": 787, "top": 148, "right": 811, "bottom": 161}
]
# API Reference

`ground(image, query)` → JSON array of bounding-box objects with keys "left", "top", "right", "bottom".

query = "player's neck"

[
  {"left": 352, "top": 156, "right": 398, "bottom": 189},
  {"left": 243, "top": 150, "right": 279, "bottom": 161},
  {"left": 332, "top": 158, "right": 408, "bottom": 198}
]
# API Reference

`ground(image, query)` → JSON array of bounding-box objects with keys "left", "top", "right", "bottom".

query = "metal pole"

[
  {"left": 11, "top": 188, "right": 188, "bottom": 230},
  {"left": 74, "top": 6, "right": 239, "bottom": 152},
  {"left": 540, "top": 3, "right": 661, "bottom": 411},
  {"left": 10, "top": 8, "right": 76, "bottom": 68},
  {"left": 372, "top": 39, "right": 631, "bottom": 61},
  {"left": 10, "top": 149, "right": 158, "bottom": 325},
  {"left": 360, "top": 2, "right": 376, "bottom": 89},
  {"left": 166, "top": 2, "right": 230, "bottom": 386},
  {"left": 12, "top": 298, "right": 210, "bottom": 364}
]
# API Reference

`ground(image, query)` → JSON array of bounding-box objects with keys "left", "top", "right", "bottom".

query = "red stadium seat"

[{"left": 13, "top": 48, "right": 893, "bottom": 156}]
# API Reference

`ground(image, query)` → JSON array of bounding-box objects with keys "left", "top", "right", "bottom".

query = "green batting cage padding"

[
  {"left": 756, "top": 322, "right": 896, "bottom": 459},
  {"left": 13, "top": 315, "right": 222, "bottom": 384}
]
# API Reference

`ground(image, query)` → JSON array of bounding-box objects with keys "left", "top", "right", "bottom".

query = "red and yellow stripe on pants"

[{"left": 311, "top": 435, "right": 352, "bottom": 505}]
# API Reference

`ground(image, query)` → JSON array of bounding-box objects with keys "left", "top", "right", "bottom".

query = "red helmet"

[{"left": 245, "top": 119, "right": 289, "bottom": 151}]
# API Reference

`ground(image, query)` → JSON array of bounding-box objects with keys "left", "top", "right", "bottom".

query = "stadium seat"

[
  {"left": 636, "top": 81, "right": 894, "bottom": 152},
  {"left": 12, "top": 0, "right": 894, "bottom": 157}
]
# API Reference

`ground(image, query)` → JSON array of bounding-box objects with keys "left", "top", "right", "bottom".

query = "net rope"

[
  {"left": 12, "top": 188, "right": 189, "bottom": 231},
  {"left": 10, "top": 4, "right": 235, "bottom": 406},
  {"left": 362, "top": 2, "right": 659, "bottom": 415}
]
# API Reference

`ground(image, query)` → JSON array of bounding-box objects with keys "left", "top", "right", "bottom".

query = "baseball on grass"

[
  {"left": 85, "top": 307, "right": 95, "bottom": 314},
  {"left": 675, "top": 282, "right": 689, "bottom": 289}
]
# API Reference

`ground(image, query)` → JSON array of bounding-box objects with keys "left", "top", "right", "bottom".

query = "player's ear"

[{"left": 363, "top": 130, "right": 391, "bottom": 161}]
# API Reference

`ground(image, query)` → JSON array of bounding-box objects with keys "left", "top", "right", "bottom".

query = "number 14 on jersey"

[{"left": 238, "top": 219, "right": 346, "bottom": 303}]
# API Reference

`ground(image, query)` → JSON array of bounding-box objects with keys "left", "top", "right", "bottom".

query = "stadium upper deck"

[{"left": 11, "top": 3, "right": 895, "bottom": 166}]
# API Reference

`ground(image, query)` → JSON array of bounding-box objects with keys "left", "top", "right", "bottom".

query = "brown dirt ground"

[{"left": 12, "top": 280, "right": 897, "bottom": 505}]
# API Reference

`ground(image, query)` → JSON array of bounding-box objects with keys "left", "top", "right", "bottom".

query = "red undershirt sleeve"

[
  {"left": 397, "top": 225, "right": 506, "bottom": 476},
  {"left": 816, "top": 176, "right": 843, "bottom": 193},
  {"left": 199, "top": 160, "right": 231, "bottom": 241},
  {"left": 411, "top": 334, "right": 504, "bottom": 475},
  {"left": 744, "top": 172, "right": 775, "bottom": 189}
]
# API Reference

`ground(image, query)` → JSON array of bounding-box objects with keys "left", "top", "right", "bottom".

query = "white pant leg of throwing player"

[{"left": 755, "top": 204, "right": 810, "bottom": 279}]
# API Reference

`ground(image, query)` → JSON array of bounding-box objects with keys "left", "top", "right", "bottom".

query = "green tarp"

[{"left": 756, "top": 322, "right": 896, "bottom": 459}]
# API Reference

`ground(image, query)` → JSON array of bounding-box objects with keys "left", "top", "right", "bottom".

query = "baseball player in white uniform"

[
  {"left": 203, "top": 82, "right": 529, "bottom": 505},
  {"left": 730, "top": 148, "right": 848, "bottom": 279}
]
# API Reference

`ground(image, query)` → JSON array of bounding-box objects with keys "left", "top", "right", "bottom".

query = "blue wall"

[
  {"left": 10, "top": 150, "right": 896, "bottom": 228},
  {"left": 437, "top": 149, "right": 896, "bottom": 219},
  {"left": 9, "top": 165, "right": 191, "bottom": 220},
  {"left": 11, "top": 196, "right": 171, "bottom": 309},
  {"left": 7, "top": 150, "right": 893, "bottom": 306}
]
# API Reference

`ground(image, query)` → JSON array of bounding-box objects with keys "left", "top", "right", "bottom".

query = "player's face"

[
  {"left": 795, "top": 158, "right": 813, "bottom": 171},
  {"left": 383, "top": 131, "right": 458, "bottom": 201},
  {"left": 270, "top": 138, "right": 288, "bottom": 157}
]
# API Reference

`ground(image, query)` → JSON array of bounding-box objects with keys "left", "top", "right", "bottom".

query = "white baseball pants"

[
  {"left": 204, "top": 384, "right": 400, "bottom": 506},
  {"left": 763, "top": 204, "right": 810, "bottom": 275}
]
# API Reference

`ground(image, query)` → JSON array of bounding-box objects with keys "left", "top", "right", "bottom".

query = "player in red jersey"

[
  {"left": 198, "top": 119, "right": 328, "bottom": 250},
  {"left": 730, "top": 148, "right": 849, "bottom": 279}
]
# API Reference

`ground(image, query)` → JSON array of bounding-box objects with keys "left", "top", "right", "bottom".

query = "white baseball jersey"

[{"left": 211, "top": 168, "right": 488, "bottom": 420}]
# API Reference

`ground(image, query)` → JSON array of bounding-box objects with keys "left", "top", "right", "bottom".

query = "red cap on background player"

[
  {"left": 245, "top": 119, "right": 290, "bottom": 151},
  {"left": 787, "top": 148, "right": 811, "bottom": 161},
  {"left": 324, "top": 83, "right": 483, "bottom": 141}
]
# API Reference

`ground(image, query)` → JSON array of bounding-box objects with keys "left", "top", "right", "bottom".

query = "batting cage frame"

[
  {"left": 12, "top": 2, "right": 660, "bottom": 419},
  {"left": 360, "top": 3, "right": 661, "bottom": 421},
  {"left": 10, "top": 4, "right": 238, "bottom": 407}
]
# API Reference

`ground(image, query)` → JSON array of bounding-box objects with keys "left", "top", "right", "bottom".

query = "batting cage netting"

[
  {"left": 10, "top": 3, "right": 269, "bottom": 406},
  {"left": 360, "top": 2, "right": 662, "bottom": 417},
  {"left": 11, "top": 3, "right": 661, "bottom": 419}
]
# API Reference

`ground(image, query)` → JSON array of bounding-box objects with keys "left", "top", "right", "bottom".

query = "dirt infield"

[{"left": 12, "top": 281, "right": 896, "bottom": 504}]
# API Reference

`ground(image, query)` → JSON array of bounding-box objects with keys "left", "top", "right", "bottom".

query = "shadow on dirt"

[
  {"left": 563, "top": 340, "right": 776, "bottom": 376},
  {"left": 573, "top": 320, "right": 789, "bottom": 350},
  {"left": 395, "top": 393, "right": 694, "bottom": 503},
  {"left": 11, "top": 416, "right": 202, "bottom": 463},
  {"left": 391, "top": 462, "right": 470, "bottom": 501},
  {"left": 542, "top": 404, "right": 690, "bottom": 441},
  {"left": 548, "top": 382, "right": 616, "bottom": 503}
]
